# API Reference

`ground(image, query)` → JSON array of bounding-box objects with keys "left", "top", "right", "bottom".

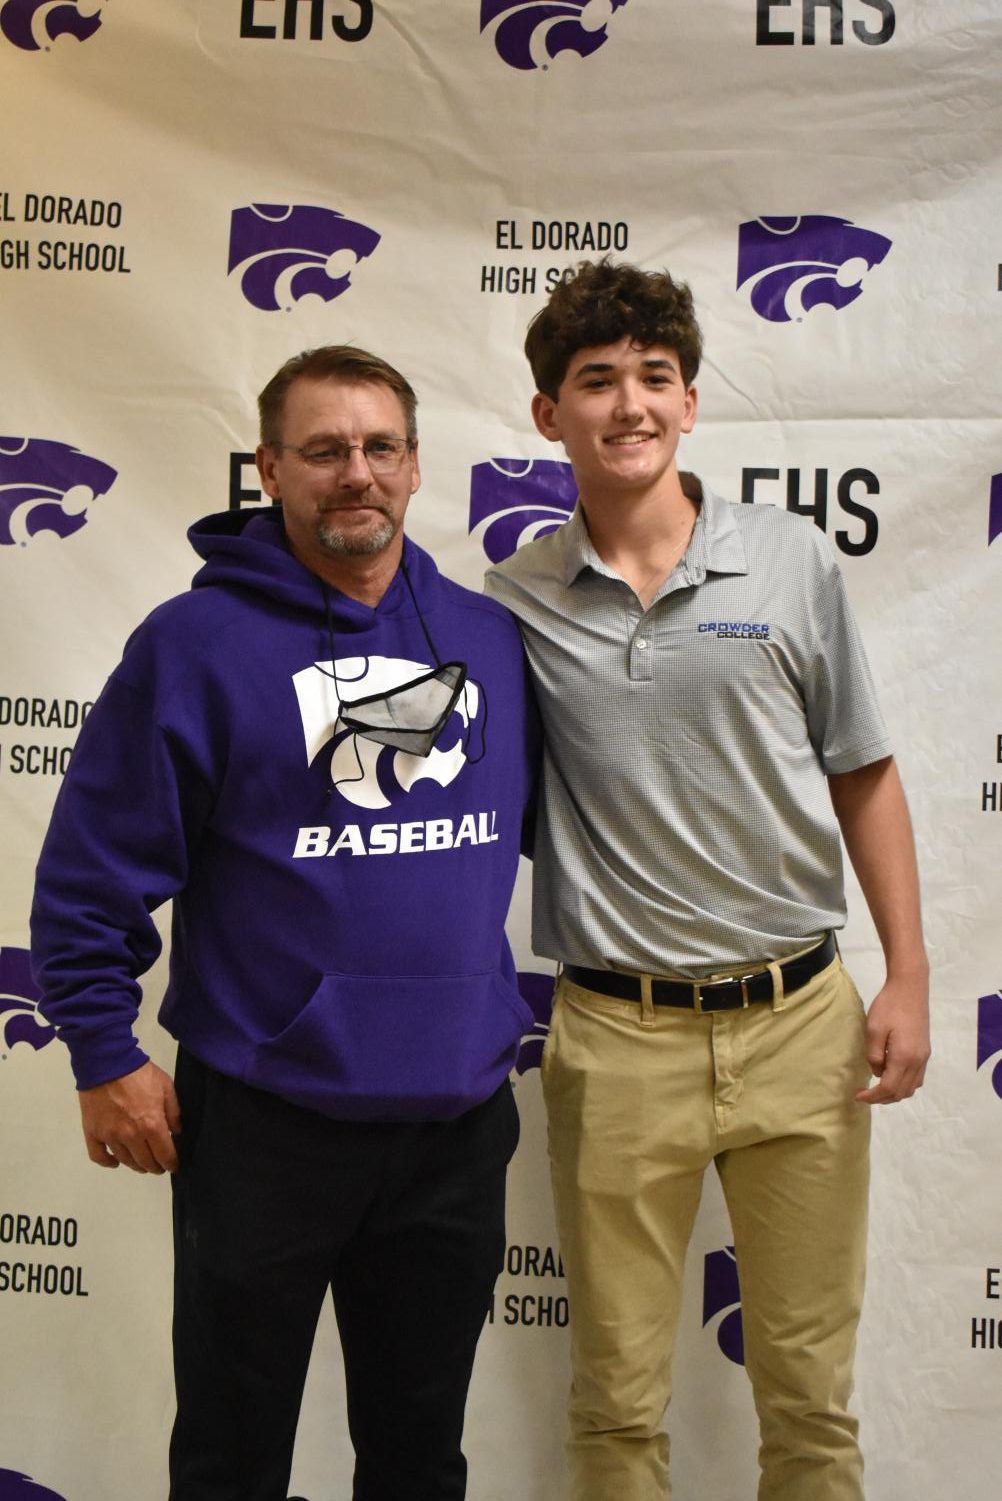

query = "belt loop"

[
  {"left": 639, "top": 972, "right": 655, "bottom": 1026},
  {"left": 767, "top": 959, "right": 786, "bottom": 1012}
]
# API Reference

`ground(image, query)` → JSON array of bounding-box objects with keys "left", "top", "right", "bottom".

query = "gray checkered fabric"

[{"left": 485, "top": 478, "right": 891, "bottom": 977}]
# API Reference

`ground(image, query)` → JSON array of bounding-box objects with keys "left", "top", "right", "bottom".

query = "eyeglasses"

[{"left": 272, "top": 437, "right": 413, "bottom": 473}]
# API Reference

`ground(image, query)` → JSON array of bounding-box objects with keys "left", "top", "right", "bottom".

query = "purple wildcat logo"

[
  {"left": 702, "top": 1246, "right": 745, "bottom": 1365},
  {"left": 0, "top": 437, "right": 117, "bottom": 547},
  {"left": 481, "top": 0, "right": 630, "bottom": 71},
  {"left": 515, "top": 971, "right": 555, "bottom": 1074},
  {"left": 227, "top": 204, "right": 380, "bottom": 312},
  {"left": 0, "top": 948, "right": 55, "bottom": 1056},
  {"left": 989, "top": 475, "right": 1002, "bottom": 547},
  {"left": 293, "top": 655, "right": 487, "bottom": 812},
  {"left": 0, "top": 1474, "right": 71, "bottom": 1501},
  {"left": 469, "top": 458, "right": 577, "bottom": 563},
  {"left": 0, "top": 0, "right": 103, "bottom": 51},
  {"left": 976, "top": 990, "right": 1002, "bottom": 1100},
  {"left": 0, "top": 1474, "right": 69, "bottom": 1501},
  {"left": 737, "top": 216, "right": 892, "bottom": 324}
]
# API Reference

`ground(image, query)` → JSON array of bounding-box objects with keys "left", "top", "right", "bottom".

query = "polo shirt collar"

[
  {"left": 560, "top": 505, "right": 603, "bottom": 585},
  {"left": 686, "top": 477, "right": 748, "bottom": 583},
  {"left": 561, "top": 472, "right": 748, "bottom": 588}
]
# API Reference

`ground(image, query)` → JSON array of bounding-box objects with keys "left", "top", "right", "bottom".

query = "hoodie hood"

[{"left": 187, "top": 505, "right": 442, "bottom": 632}]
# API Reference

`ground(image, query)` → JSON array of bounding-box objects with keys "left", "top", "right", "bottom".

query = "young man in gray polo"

[{"left": 485, "top": 259, "right": 929, "bottom": 1501}]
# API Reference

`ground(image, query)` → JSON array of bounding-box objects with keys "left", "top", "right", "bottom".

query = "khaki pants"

[{"left": 541, "top": 954, "right": 871, "bottom": 1501}]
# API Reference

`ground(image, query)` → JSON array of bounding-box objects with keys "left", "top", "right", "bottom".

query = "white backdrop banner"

[{"left": 2, "top": 3, "right": 1001, "bottom": 1498}]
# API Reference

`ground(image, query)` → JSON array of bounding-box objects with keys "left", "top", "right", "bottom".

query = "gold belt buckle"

[{"left": 693, "top": 970, "right": 759, "bottom": 1014}]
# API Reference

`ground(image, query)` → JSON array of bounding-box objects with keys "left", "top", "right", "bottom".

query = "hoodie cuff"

[{"left": 63, "top": 1027, "right": 151, "bottom": 1092}]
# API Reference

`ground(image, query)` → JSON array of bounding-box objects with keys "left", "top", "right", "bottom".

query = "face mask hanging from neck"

[
  {"left": 322, "top": 557, "right": 473, "bottom": 760},
  {"left": 337, "top": 660, "right": 468, "bottom": 757}
]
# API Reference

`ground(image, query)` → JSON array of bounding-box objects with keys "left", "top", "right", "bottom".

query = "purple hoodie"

[{"left": 31, "top": 508, "right": 537, "bottom": 1121}]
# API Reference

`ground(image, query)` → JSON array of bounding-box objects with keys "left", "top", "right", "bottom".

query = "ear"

[
  {"left": 256, "top": 444, "right": 281, "bottom": 501},
  {"left": 531, "top": 391, "right": 562, "bottom": 443},
  {"left": 681, "top": 383, "right": 698, "bottom": 434},
  {"left": 407, "top": 440, "right": 421, "bottom": 495}
]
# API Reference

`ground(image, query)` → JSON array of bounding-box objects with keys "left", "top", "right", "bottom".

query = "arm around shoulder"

[{"left": 828, "top": 756, "right": 930, "bottom": 1105}]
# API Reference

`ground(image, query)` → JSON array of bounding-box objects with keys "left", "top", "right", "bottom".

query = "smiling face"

[
  {"left": 256, "top": 377, "right": 420, "bottom": 580},
  {"left": 531, "top": 337, "right": 697, "bottom": 508}
]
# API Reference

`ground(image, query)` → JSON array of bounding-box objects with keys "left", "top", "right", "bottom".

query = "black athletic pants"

[{"left": 168, "top": 1048, "right": 519, "bottom": 1501}]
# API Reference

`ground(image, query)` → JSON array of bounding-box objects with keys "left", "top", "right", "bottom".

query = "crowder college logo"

[
  {"left": 0, "top": 0, "right": 103, "bottom": 50},
  {"left": 698, "top": 620, "right": 770, "bottom": 641},
  {"left": 737, "top": 216, "right": 892, "bottom": 324},
  {"left": 227, "top": 204, "right": 380, "bottom": 312},
  {"left": 976, "top": 989, "right": 1002, "bottom": 1100},
  {"left": 702, "top": 1246, "right": 745, "bottom": 1365},
  {"left": 0, "top": 947, "right": 55, "bottom": 1057},
  {"left": 469, "top": 458, "right": 576, "bottom": 563},
  {"left": 481, "top": 0, "right": 629, "bottom": 71},
  {"left": 0, "top": 437, "right": 117, "bottom": 547},
  {"left": 292, "top": 655, "right": 485, "bottom": 812},
  {"left": 0, "top": 1472, "right": 68, "bottom": 1501}
]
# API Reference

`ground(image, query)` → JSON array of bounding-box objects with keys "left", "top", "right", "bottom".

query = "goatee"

[{"left": 316, "top": 513, "right": 396, "bottom": 557}]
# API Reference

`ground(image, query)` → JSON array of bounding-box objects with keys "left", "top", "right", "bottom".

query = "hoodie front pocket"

[{"left": 246, "top": 969, "right": 533, "bottom": 1122}]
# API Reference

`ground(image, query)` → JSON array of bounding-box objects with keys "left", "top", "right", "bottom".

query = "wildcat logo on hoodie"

[
  {"left": 0, "top": 1472, "right": 69, "bottom": 1501},
  {"left": 481, "top": 0, "right": 630, "bottom": 71},
  {"left": 292, "top": 654, "right": 487, "bottom": 814},
  {"left": 737, "top": 216, "right": 891, "bottom": 324},
  {"left": 0, "top": 437, "right": 116, "bottom": 546},
  {"left": 227, "top": 204, "right": 380, "bottom": 312},
  {"left": 0, "top": 947, "right": 55, "bottom": 1058},
  {"left": 702, "top": 1246, "right": 745, "bottom": 1365},
  {"left": 469, "top": 458, "right": 577, "bottom": 563},
  {"left": 0, "top": 0, "right": 103, "bottom": 51}
]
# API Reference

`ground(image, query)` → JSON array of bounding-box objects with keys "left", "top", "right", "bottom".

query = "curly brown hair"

[{"left": 525, "top": 259, "right": 702, "bottom": 399}]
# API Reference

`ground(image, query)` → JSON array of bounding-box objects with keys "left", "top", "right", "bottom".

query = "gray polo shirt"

[{"left": 485, "top": 476, "right": 891, "bottom": 977}]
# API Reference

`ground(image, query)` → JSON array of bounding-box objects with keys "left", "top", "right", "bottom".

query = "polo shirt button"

[{"left": 636, "top": 639, "right": 648, "bottom": 649}]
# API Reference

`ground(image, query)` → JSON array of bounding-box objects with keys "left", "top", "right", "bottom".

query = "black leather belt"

[{"left": 564, "top": 933, "right": 836, "bottom": 1014}]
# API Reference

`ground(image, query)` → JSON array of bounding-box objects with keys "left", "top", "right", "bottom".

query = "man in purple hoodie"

[{"left": 31, "top": 346, "right": 537, "bottom": 1501}]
